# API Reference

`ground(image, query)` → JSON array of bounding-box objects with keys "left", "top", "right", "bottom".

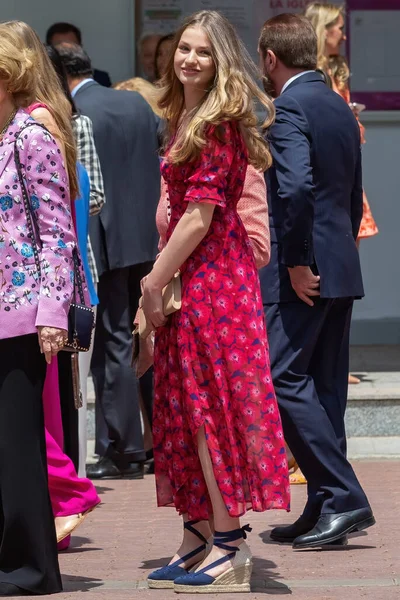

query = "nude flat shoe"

[
  {"left": 288, "top": 458, "right": 307, "bottom": 485},
  {"left": 55, "top": 505, "right": 98, "bottom": 543},
  {"left": 289, "top": 465, "right": 307, "bottom": 485}
]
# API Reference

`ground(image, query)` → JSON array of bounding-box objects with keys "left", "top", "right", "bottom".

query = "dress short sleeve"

[{"left": 185, "top": 123, "right": 234, "bottom": 208}]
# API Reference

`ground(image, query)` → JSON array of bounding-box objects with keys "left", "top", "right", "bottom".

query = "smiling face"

[
  {"left": 174, "top": 26, "right": 216, "bottom": 90},
  {"left": 325, "top": 13, "right": 346, "bottom": 56}
]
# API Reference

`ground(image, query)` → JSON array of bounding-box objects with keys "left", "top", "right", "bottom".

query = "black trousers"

[
  {"left": 0, "top": 334, "right": 62, "bottom": 594},
  {"left": 58, "top": 352, "right": 79, "bottom": 472},
  {"left": 265, "top": 298, "right": 370, "bottom": 516},
  {"left": 91, "top": 263, "right": 153, "bottom": 466}
]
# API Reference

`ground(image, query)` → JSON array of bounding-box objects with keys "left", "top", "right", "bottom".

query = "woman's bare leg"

[
  {"left": 167, "top": 514, "right": 212, "bottom": 568},
  {"left": 139, "top": 393, "right": 153, "bottom": 453},
  {"left": 195, "top": 426, "right": 245, "bottom": 577}
]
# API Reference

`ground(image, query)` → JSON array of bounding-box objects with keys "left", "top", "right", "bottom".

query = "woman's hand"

[
  {"left": 140, "top": 274, "right": 148, "bottom": 294},
  {"left": 142, "top": 281, "right": 167, "bottom": 330},
  {"left": 37, "top": 327, "right": 68, "bottom": 364}
]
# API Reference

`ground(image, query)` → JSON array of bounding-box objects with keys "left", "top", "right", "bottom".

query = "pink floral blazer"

[{"left": 0, "top": 109, "right": 76, "bottom": 339}]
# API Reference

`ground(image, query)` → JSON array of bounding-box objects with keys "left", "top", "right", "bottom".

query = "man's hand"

[{"left": 288, "top": 266, "right": 320, "bottom": 307}]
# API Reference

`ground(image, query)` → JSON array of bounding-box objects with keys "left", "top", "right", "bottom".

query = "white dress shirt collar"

[
  {"left": 71, "top": 78, "right": 94, "bottom": 98},
  {"left": 281, "top": 71, "right": 316, "bottom": 94}
]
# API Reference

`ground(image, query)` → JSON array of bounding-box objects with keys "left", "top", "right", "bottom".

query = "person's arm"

[
  {"left": 157, "top": 178, "right": 169, "bottom": 252},
  {"left": 237, "top": 165, "right": 270, "bottom": 268},
  {"left": 269, "top": 96, "right": 320, "bottom": 305},
  {"left": 74, "top": 116, "right": 105, "bottom": 216},
  {"left": 143, "top": 124, "right": 234, "bottom": 328},
  {"left": 22, "top": 125, "right": 76, "bottom": 331},
  {"left": 351, "top": 147, "right": 363, "bottom": 241},
  {"left": 269, "top": 96, "right": 315, "bottom": 266}
]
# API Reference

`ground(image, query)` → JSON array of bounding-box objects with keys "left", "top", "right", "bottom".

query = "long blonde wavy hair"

[
  {"left": 1, "top": 21, "right": 79, "bottom": 201},
  {"left": 0, "top": 27, "right": 37, "bottom": 108},
  {"left": 159, "top": 10, "right": 275, "bottom": 171},
  {"left": 328, "top": 55, "right": 349, "bottom": 93},
  {"left": 304, "top": 3, "right": 344, "bottom": 72}
]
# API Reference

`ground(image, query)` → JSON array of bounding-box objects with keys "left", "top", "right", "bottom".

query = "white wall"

[{"left": 2, "top": 0, "right": 135, "bottom": 84}]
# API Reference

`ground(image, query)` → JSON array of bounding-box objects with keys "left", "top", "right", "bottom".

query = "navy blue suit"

[
  {"left": 261, "top": 72, "right": 370, "bottom": 516},
  {"left": 93, "top": 68, "right": 112, "bottom": 88}
]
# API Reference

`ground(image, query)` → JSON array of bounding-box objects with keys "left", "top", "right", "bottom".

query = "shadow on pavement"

[
  {"left": 259, "top": 528, "right": 290, "bottom": 546},
  {"left": 140, "top": 557, "right": 172, "bottom": 570},
  {"left": 94, "top": 485, "right": 114, "bottom": 494},
  {"left": 252, "top": 556, "right": 292, "bottom": 595},
  {"left": 61, "top": 536, "right": 102, "bottom": 554},
  {"left": 294, "top": 543, "right": 376, "bottom": 552},
  {"left": 61, "top": 574, "right": 103, "bottom": 592}
]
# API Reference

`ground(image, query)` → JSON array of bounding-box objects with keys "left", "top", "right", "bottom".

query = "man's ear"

[{"left": 266, "top": 49, "right": 278, "bottom": 73}]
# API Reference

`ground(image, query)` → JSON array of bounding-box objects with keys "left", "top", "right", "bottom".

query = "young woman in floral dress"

[{"left": 142, "top": 10, "right": 290, "bottom": 595}]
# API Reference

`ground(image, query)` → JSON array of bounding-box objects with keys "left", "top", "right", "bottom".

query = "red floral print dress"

[
  {"left": 338, "top": 87, "right": 378, "bottom": 240},
  {"left": 153, "top": 122, "right": 290, "bottom": 520}
]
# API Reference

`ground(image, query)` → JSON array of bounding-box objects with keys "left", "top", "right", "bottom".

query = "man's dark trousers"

[
  {"left": 91, "top": 262, "right": 153, "bottom": 466},
  {"left": 265, "top": 297, "right": 369, "bottom": 517}
]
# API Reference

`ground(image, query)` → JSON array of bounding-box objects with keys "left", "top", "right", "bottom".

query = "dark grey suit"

[{"left": 74, "top": 81, "right": 160, "bottom": 466}]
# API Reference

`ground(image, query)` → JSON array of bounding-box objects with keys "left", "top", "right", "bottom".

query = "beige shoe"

[
  {"left": 55, "top": 505, "right": 98, "bottom": 543},
  {"left": 289, "top": 461, "right": 307, "bottom": 485}
]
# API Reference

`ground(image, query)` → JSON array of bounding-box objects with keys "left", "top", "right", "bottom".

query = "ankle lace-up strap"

[
  {"left": 213, "top": 524, "right": 252, "bottom": 552},
  {"left": 184, "top": 520, "right": 209, "bottom": 545}
]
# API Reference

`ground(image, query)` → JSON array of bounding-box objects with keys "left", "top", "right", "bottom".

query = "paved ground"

[{"left": 20, "top": 460, "right": 399, "bottom": 599}]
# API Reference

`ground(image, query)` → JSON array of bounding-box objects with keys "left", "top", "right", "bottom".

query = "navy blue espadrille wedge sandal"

[
  {"left": 147, "top": 520, "right": 211, "bottom": 589},
  {"left": 174, "top": 524, "right": 252, "bottom": 594}
]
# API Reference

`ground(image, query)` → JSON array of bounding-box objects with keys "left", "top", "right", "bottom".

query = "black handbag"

[{"left": 14, "top": 123, "right": 95, "bottom": 352}]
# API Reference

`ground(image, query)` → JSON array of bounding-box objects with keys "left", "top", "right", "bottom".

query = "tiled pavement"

[{"left": 21, "top": 460, "right": 400, "bottom": 600}]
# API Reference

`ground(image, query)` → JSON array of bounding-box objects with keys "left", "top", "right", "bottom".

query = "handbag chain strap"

[{"left": 14, "top": 122, "right": 85, "bottom": 306}]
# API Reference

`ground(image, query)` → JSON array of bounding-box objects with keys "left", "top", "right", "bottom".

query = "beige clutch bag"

[{"left": 138, "top": 271, "right": 181, "bottom": 339}]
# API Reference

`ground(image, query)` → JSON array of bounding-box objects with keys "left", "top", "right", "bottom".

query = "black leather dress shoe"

[
  {"left": 271, "top": 513, "right": 348, "bottom": 546},
  {"left": 86, "top": 456, "right": 144, "bottom": 480},
  {"left": 271, "top": 514, "right": 318, "bottom": 543},
  {"left": 293, "top": 506, "right": 375, "bottom": 549}
]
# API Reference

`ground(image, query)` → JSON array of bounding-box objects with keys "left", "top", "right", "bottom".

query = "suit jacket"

[
  {"left": 73, "top": 81, "right": 161, "bottom": 276},
  {"left": 260, "top": 71, "right": 364, "bottom": 304},
  {"left": 0, "top": 109, "right": 76, "bottom": 339},
  {"left": 93, "top": 68, "right": 112, "bottom": 88}
]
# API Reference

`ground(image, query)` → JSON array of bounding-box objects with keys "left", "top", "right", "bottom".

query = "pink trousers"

[{"left": 43, "top": 360, "right": 100, "bottom": 519}]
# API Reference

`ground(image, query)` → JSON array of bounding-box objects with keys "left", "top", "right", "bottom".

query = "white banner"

[{"left": 140, "top": 0, "right": 345, "bottom": 59}]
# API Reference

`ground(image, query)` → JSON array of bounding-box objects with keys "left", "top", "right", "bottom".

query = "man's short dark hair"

[
  {"left": 259, "top": 13, "right": 317, "bottom": 70},
  {"left": 46, "top": 22, "right": 82, "bottom": 45},
  {"left": 57, "top": 43, "right": 93, "bottom": 78}
]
